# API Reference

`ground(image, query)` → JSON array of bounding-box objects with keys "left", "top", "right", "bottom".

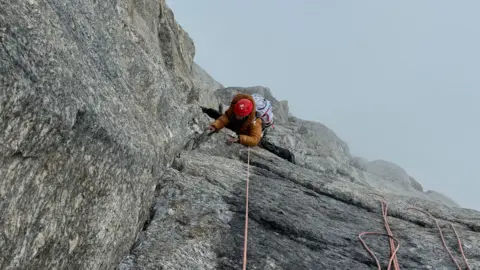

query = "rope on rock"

[
  {"left": 359, "top": 194, "right": 471, "bottom": 270},
  {"left": 358, "top": 232, "right": 400, "bottom": 270},
  {"left": 242, "top": 147, "right": 251, "bottom": 270},
  {"left": 358, "top": 195, "right": 400, "bottom": 270},
  {"left": 452, "top": 224, "right": 471, "bottom": 270},
  {"left": 407, "top": 207, "right": 471, "bottom": 270}
]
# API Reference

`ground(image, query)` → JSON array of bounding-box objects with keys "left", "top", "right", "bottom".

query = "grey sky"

[{"left": 167, "top": 0, "right": 479, "bottom": 211}]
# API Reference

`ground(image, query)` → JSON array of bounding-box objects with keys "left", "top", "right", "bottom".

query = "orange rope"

[
  {"left": 451, "top": 223, "right": 471, "bottom": 270},
  {"left": 380, "top": 199, "right": 400, "bottom": 270},
  {"left": 359, "top": 196, "right": 401, "bottom": 270},
  {"left": 234, "top": 144, "right": 470, "bottom": 270},
  {"left": 407, "top": 208, "right": 471, "bottom": 270},
  {"left": 358, "top": 195, "right": 471, "bottom": 270},
  {"left": 358, "top": 232, "right": 401, "bottom": 270},
  {"left": 242, "top": 147, "right": 251, "bottom": 270}
]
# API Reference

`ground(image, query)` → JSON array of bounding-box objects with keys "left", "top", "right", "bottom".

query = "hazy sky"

[{"left": 166, "top": 0, "right": 479, "bottom": 211}]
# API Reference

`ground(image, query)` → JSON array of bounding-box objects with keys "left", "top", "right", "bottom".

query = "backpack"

[{"left": 252, "top": 93, "right": 274, "bottom": 128}]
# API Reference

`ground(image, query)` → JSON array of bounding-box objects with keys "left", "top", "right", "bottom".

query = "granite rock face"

[
  {"left": 187, "top": 62, "right": 223, "bottom": 109},
  {"left": 0, "top": 0, "right": 208, "bottom": 269},
  {"left": 1, "top": 0, "right": 478, "bottom": 270},
  {"left": 120, "top": 83, "right": 478, "bottom": 269},
  {"left": 120, "top": 131, "right": 480, "bottom": 270},
  {"left": 191, "top": 62, "right": 223, "bottom": 93}
]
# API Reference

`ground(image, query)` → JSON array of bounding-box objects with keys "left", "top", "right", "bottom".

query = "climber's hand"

[
  {"left": 206, "top": 125, "right": 216, "bottom": 133},
  {"left": 226, "top": 136, "right": 239, "bottom": 145}
]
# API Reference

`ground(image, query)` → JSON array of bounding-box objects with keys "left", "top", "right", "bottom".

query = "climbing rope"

[
  {"left": 359, "top": 195, "right": 471, "bottom": 270},
  {"left": 358, "top": 195, "right": 400, "bottom": 270},
  {"left": 242, "top": 147, "right": 251, "bottom": 270},
  {"left": 452, "top": 224, "right": 471, "bottom": 270},
  {"left": 358, "top": 232, "right": 400, "bottom": 270},
  {"left": 380, "top": 198, "right": 400, "bottom": 270},
  {"left": 407, "top": 207, "right": 471, "bottom": 270}
]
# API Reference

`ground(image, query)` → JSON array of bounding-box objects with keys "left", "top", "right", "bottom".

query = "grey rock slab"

[
  {"left": 0, "top": 0, "right": 209, "bottom": 269},
  {"left": 121, "top": 135, "right": 480, "bottom": 269}
]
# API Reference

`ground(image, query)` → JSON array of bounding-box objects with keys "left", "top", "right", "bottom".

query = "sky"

[{"left": 166, "top": 0, "right": 479, "bottom": 211}]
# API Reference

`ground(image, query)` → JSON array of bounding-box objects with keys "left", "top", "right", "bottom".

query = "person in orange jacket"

[
  {"left": 207, "top": 93, "right": 263, "bottom": 147},
  {"left": 202, "top": 93, "right": 296, "bottom": 164}
]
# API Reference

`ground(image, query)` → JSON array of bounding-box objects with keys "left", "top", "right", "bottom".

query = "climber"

[
  {"left": 201, "top": 93, "right": 296, "bottom": 164},
  {"left": 205, "top": 93, "right": 263, "bottom": 147}
]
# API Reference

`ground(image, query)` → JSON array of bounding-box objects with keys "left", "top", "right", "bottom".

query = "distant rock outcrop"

[
  {"left": 426, "top": 190, "right": 461, "bottom": 208},
  {"left": 1, "top": 0, "right": 478, "bottom": 270},
  {"left": 409, "top": 176, "right": 424, "bottom": 192},
  {"left": 365, "top": 160, "right": 459, "bottom": 207},
  {"left": 366, "top": 160, "right": 413, "bottom": 189}
]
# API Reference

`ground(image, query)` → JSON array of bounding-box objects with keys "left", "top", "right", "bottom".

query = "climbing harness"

[
  {"left": 359, "top": 195, "right": 471, "bottom": 270},
  {"left": 243, "top": 147, "right": 251, "bottom": 270}
]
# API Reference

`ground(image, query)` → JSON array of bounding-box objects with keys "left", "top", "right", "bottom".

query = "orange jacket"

[{"left": 210, "top": 93, "right": 263, "bottom": 146}]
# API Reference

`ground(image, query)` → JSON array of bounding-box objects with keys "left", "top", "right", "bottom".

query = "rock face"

[
  {"left": 367, "top": 160, "right": 414, "bottom": 189},
  {"left": 366, "top": 160, "right": 459, "bottom": 207},
  {"left": 120, "top": 132, "right": 480, "bottom": 270},
  {"left": 191, "top": 62, "right": 223, "bottom": 93},
  {"left": 1, "top": 1, "right": 479, "bottom": 270},
  {"left": 0, "top": 0, "right": 212, "bottom": 269},
  {"left": 187, "top": 62, "right": 223, "bottom": 109},
  {"left": 426, "top": 190, "right": 461, "bottom": 208}
]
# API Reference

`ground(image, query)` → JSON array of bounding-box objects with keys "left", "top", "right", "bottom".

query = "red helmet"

[{"left": 234, "top": 98, "right": 253, "bottom": 117}]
